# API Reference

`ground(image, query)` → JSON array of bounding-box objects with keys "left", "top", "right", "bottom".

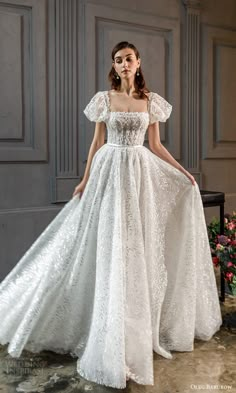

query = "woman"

[{"left": 0, "top": 41, "right": 222, "bottom": 389}]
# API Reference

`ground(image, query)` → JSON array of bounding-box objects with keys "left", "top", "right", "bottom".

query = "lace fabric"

[
  {"left": 0, "top": 90, "right": 222, "bottom": 389},
  {"left": 83, "top": 90, "right": 172, "bottom": 124}
]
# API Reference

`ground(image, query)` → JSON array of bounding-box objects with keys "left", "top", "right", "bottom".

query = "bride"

[{"left": 0, "top": 41, "right": 222, "bottom": 389}]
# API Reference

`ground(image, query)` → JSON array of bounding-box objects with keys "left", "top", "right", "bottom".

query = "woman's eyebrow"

[{"left": 114, "top": 53, "right": 134, "bottom": 59}]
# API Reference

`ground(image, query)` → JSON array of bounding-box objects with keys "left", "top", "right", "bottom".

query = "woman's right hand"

[{"left": 72, "top": 180, "right": 87, "bottom": 198}]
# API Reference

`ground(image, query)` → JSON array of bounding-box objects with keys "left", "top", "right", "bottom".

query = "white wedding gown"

[{"left": 0, "top": 91, "right": 222, "bottom": 389}]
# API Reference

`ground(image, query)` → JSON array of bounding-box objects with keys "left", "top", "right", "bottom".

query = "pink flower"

[
  {"left": 228, "top": 222, "right": 235, "bottom": 230},
  {"left": 216, "top": 243, "right": 224, "bottom": 250},
  {"left": 225, "top": 272, "right": 234, "bottom": 281},
  {"left": 227, "top": 262, "right": 234, "bottom": 267}
]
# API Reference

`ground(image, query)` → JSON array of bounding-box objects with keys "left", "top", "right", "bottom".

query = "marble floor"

[{"left": 0, "top": 294, "right": 235, "bottom": 393}]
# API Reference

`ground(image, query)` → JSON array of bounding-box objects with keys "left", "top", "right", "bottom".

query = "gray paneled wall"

[
  {"left": 83, "top": 1, "right": 181, "bottom": 161},
  {"left": 0, "top": 0, "right": 47, "bottom": 161},
  {"left": 0, "top": 0, "right": 55, "bottom": 281},
  {"left": 201, "top": 24, "right": 236, "bottom": 159},
  {"left": 49, "top": 0, "right": 82, "bottom": 203},
  {"left": 49, "top": 0, "right": 181, "bottom": 202},
  {"left": 182, "top": 0, "right": 201, "bottom": 185}
]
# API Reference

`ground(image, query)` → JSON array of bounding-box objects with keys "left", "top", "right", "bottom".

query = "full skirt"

[{"left": 0, "top": 144, "right": 222, "bottom": 388}]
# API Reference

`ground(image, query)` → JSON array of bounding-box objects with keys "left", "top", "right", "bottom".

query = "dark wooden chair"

[{"left": 200, "top": 190, "right": 225, "bottom": 302}]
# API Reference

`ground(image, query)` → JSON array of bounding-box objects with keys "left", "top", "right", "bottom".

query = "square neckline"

[{"left": 106, "top": 90, "right": 150, "bottom": 115}]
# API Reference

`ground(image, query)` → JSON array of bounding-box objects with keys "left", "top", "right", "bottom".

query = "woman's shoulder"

[{"left": 107, "top": 89, "right": 115, "bottom": 94}]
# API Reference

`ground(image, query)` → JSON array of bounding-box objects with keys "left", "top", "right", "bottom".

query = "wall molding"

[
  {"left": 182, "top": 0, "right": 202, "bottom": 184},
  {"left": 48, "top": 0, "right": 81, "bottom": 202},
  {"left": 201, "top": 24, "right": 236, "bottom": 159},
  {"left": 0, "top": 0, "right": 48, "bottom": 162}
]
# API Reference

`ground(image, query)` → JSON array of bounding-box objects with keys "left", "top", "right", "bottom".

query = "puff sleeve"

[
  {"left": 148, "top": 92, "right": 172, "bottom": 124},
  {"left": 83, "top": 91, "right": 108, "bottom": 122}
]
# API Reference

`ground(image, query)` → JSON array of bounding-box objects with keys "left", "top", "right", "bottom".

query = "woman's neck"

[{"left": 119, "top": 80, "right": 136, "bottom": 96}]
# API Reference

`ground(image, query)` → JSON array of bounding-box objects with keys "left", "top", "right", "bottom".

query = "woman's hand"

[
  {"left": 72, "top": 180, "right": 87, "bottom": 197},
  {"left": 183, "top": 170, "right": 196, "bottom": 185}
]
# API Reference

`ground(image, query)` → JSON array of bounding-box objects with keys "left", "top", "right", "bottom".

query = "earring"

[
  {"left": 116, "top": 73, "right": 120, "bottom": 79},
  {"left": 136, "top": 68, "right": 140, "bottom": 76}
]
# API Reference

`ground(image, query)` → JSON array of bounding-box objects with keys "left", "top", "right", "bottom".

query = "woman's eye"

[{"left": 115, "top": 58, "right": 133, "bottom": 63}]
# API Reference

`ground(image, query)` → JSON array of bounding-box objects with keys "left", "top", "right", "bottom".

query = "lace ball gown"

[{"left": 0, "top": 90, "right": 222, "bottom": 389}]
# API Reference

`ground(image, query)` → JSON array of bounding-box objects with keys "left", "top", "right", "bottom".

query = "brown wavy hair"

[{"left": 108, "top": 41, "right": 150, "bottom": 100}]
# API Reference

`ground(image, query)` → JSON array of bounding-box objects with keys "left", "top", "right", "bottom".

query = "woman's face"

[{"left": 112, "top": 47, "right": 140, "bottom": 80}]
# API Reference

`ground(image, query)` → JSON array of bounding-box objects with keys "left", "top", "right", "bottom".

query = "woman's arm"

[
  {"left": 73, "top": 121, "right": 106, "bottom": 196},
  {"left": 82, "top": 121, "right": 106, "bottom": 183},
  {"left": 148, "top": 122, "right": 196, "bottom": 185}
]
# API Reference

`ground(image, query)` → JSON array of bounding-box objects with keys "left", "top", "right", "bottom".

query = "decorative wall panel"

[
  {"left": 201, "top": 25, "right": 236, "bottom": 158},
  {"left": 0, "top": 0, "right": 48, "bottom": 161}
]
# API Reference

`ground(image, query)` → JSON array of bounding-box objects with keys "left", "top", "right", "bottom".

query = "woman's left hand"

[{"left": 183, "top": 170, "right": 196, "bottom": 185}]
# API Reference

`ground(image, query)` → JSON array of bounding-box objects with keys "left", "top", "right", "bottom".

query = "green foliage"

[{"left": 207, "top": 211, "right": 236, "bottom": 295}]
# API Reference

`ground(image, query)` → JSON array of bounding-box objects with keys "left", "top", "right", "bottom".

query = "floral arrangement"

[{"left": 207, "top": 211, "right": 236, "bottom": 296}]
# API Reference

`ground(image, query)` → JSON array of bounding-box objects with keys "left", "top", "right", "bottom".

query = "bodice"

[
  {"left": 106, "top": 111, "right": 149, "bottom": 146},
  {"left": 83, "top": 90, "right": 172, "bottom": 146}
]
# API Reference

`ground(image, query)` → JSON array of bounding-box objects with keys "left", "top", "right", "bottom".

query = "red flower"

[{"left": 212, "top": 256, "right": 220, "bottom": 266}]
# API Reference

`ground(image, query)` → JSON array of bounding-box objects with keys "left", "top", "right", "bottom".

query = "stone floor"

[{"left": 0, "top": 294, "right": 235, "bottom": 393}]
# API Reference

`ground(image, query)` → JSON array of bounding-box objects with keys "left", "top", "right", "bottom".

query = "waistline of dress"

[{"left": 106, "top": 143, "right": 143, "bottom": 148}]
